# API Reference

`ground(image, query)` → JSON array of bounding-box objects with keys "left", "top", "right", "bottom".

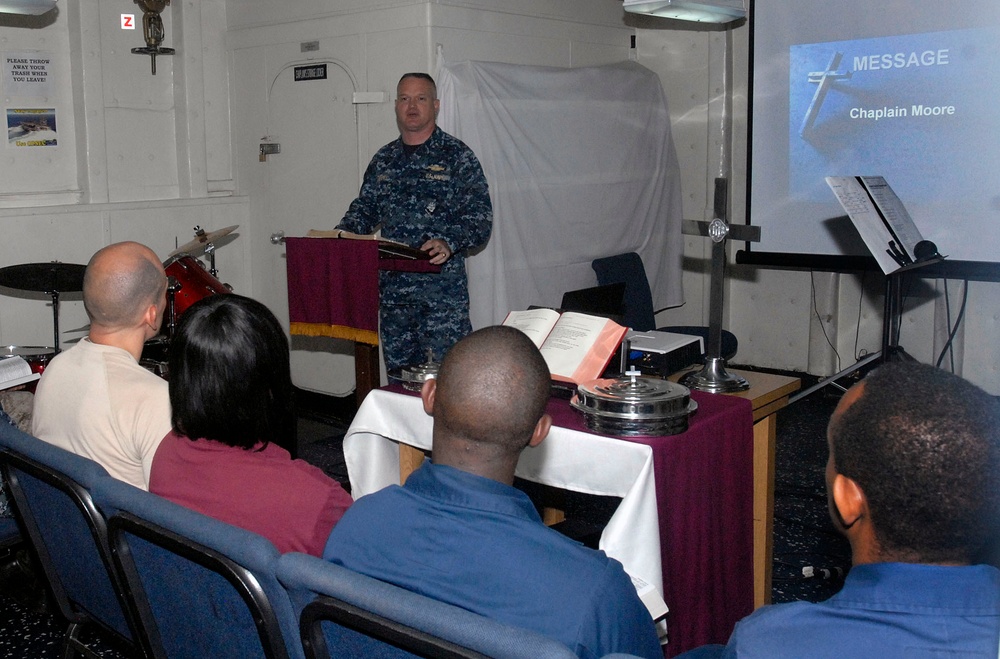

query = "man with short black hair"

[
  {"left": 685, "top": 362, "right": 1000, "bottom": 658},
  {"left": 33, "top": 241, "right": 171, "bottom": 490},
  {"left": 324, "top": 325, "right": 661, "bottom": 658}
]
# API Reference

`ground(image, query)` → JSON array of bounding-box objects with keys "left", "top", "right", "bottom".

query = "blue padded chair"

[
  {"left": 277, "top": 552, "right": 578, "bottom": 659},
  {"left": 94, "top": 475, "right": 303, "bottom": 659},
  {"left": 0, "top": 422, "right": 141, "bottom": 658},
  {"left": 591, "top": 252, "right": 738, "bottom": 361},
  {"left": 0, "top": 515, "right": 22, "bottom": 554}
]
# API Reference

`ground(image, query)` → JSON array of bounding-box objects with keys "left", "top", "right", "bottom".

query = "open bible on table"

[{"left": 502, "top": 309, "right": 628, "bottom": 385}]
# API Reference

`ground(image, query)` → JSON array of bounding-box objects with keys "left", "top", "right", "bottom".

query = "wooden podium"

[{"left": 284, "top": 237, "right": 440, "bottom": 406}]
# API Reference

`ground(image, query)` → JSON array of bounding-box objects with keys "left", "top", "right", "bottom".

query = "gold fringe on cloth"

[{"left": 290, "top": 322, "right": 379, "bottom": 346}]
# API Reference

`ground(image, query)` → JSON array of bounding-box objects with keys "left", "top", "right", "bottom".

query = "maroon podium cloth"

[
  {"left": 285, "top": 238, "right": 443, "bottom": 346},
  {"left": 286, "top": 238, "right": 380, "bottom": 344},
  {"left": 387, "top": 383, "right": 754, "bottom": 655}
]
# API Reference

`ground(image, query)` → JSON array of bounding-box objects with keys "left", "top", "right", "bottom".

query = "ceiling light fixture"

[
  {"left": 623, "top": 0, "right": 746, "bottom": 24},
  {"left": 0, "top": 0, "right": 56, "bottom": 15}
]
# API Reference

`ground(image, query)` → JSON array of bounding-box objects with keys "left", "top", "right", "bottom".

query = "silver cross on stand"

[{"left": 679, "top": 177, "right": 761, "bottom": 393}]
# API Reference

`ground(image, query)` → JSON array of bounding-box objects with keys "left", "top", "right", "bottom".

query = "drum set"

[{"left": 0, "top": 225, "right": 238, "bottom": 382}]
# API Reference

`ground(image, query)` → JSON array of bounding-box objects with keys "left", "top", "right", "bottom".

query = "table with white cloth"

[{"left": 343, "top": 385, "right": 754, "bottom": 657}]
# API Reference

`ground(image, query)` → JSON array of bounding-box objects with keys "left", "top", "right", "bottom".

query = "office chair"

[{"left": 592, "top": 252, "right": 738, "bottom": 361}]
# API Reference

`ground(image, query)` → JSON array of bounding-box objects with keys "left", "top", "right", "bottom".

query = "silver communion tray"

[
  {"left": 570, "top": 370, "right": 697, "bottom": 437},
  {"left": 391, "top": 360, "right": 439, "bottom": 392}
]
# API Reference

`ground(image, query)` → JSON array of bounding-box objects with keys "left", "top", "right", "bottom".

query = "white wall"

[
  {"left": 0, "top": 1, "right": 249, "bottom": 355},
  {"left": 4, "top": 0, "right": 996, "bottom": 395},
  {"left": 225, "top": 0, "right": 634, "bottom": 395}
]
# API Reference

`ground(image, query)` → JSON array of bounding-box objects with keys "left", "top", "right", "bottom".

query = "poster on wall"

[
  {"left": 3, "top": 51, "right": 53, "bottom": 98},
  {"left": 7, "top": 108, "right": 57, "bottom": 147}
]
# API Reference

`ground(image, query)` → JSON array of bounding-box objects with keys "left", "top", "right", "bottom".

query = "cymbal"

[
  {"left": 169, "top": 225, "right": 239, "bottom": 258},
  {"left": 0, "top": 262, "right": 86, "bottom": 294}
]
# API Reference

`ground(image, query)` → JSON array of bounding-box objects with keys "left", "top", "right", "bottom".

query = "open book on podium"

[
  {"left": 306, "top": 229, "right": 431, "bottom": 261},
  {"left": 825, "top": 176, "right": 943, "bottom": 275},
  {"left": 502, "top": 308, "right": 628, "bottom": 385}
]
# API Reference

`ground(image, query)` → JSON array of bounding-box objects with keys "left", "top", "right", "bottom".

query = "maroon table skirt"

[{"left": 546, "top": 390, "right": 753, "bottom": 656}]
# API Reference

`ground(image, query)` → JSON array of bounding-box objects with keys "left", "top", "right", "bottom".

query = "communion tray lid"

[
  {"left": 393, "top": 360, "right": 439, "bottom": 392},
  {"left": 570, "top": 371, "right": 696, "bottom": 437}
]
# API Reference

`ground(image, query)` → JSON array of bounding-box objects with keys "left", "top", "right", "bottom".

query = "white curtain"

[{"left": 437, "top": 59, "right": 684, "bottom": 329}]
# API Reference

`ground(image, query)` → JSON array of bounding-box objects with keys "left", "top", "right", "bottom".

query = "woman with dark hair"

[{"left": 149, "top": 294, "right": 352, "bottom": 556}]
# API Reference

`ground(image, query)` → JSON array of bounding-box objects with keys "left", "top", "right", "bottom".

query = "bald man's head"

[
  {"left": 83, "top": 242, "right": 167, "bottom": 330},
  {"left": 433, "top": 326, "right": 551, "bottom": 458}
]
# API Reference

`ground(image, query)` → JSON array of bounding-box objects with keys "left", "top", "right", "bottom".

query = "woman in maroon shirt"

[{"left": 149, "top": 293, "right": 352, "bottom": 556}]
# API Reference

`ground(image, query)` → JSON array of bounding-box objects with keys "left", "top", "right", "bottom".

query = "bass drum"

[
  {"left": 163, "top": 253, "right": 231, "bottom": 320},
  {"left": 140, "top": 337, "right": 170, "bottom": 380}
]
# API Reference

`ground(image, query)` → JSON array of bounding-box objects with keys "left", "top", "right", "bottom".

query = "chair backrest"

[
  {"left": 0, "top": 515, "right": 22, "bottom": 554},
  {"left": 591, "top": 253, "right": 656, "bottom": 331},
  {"left": 278, "top": 552, "right": 578, "bottom": 659},
  {"left": 94, "top": 475, "right": 303, "bottom": 659},
  {"left": 0, "top": 422, "right": 138, "bottom": 651}
]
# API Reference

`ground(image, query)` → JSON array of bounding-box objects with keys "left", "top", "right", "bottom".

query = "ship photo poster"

[{"left": 7, "top": 108, "right": 57, "bottom": 147}]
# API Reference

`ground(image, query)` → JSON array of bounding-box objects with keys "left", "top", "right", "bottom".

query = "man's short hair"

[
  {"left": 168, "top": 294, "right": 295, "bottom": 451},
  {"left": 83, "top": 243, "right": 166, "bottom": 327},
  {"left": 830, "top": 362, "right": 1000, "bottom": 563},
  {"left": 434, "top": 325, "right": 550, "bottom": 455},
  {"left": 398, "top": 72, "right": 437, "bottom": 96}
]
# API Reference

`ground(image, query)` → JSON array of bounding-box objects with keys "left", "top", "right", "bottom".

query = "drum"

[
  {"left": 140, "top": 337, "right": 170, "bottom": 380},
  {"left": 163, "top": 253, "right": 230, "bottom": 320},
  {"left": 1, "top": 345, "right": 56, "bottom": 392}
]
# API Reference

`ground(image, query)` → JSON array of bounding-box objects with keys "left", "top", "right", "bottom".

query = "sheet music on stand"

[{"left": 826, "top": 176, "right": 940, "bottom": 275}]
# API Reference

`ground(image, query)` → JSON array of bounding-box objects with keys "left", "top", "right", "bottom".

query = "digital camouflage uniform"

[{"left": 338, "top": 126, "right": 493, "bottom": 372}]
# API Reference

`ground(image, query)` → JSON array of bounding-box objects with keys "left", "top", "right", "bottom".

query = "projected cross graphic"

[{"left": 800, "top": 52, "right": 852, "bottom": 137}]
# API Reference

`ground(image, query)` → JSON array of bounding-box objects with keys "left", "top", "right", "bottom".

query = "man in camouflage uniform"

[{"left": 336, "top": 72, "right": 493, "bottom": 372}]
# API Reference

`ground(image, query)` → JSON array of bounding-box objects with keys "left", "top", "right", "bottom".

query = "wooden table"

[{"left": 672, "top": 367, "right": 801, "bottom": 609}]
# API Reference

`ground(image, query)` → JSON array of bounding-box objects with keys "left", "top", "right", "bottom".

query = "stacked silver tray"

[{"left": 571, "top": 370, "right": 697, "bottom": 436}]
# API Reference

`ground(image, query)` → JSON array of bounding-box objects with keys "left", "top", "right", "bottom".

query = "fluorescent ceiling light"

[
  {"left": 0, "top": 0, "right": 56, "bottom": 15},
  {"left": 623, "top": 0, "right": 746, "bottom": 24}
]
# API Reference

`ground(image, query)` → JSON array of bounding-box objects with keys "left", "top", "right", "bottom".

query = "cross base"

[{"left": 680, "top": 357, "right": 750, "bottom": 393}]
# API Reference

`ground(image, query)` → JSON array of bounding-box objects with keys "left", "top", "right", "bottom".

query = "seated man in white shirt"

[{"left": 32, "top": 241, "right": 171, "bottom": 490}]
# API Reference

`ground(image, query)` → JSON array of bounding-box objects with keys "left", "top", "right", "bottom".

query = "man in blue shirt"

[
  {"left": 682, "top": 362, "right": 1000, "bottom": 658},
  {"left": 324, "top": 326, "right": 662, "bottom": 659},
  {"left": 335, "top": 72, "right": 493, "bottom": 373}
]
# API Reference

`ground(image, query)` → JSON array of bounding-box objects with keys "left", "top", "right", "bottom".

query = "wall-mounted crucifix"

[{"left": 679, "top": 177, "right": 760, "bottom": 393}]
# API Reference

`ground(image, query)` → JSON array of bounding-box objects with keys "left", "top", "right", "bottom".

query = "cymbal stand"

[
  {"left": 205, "top": 242, "right": 219, "bottom": 278},
  {"left": 165, "top": 277, "right": 180, "bottom": 338},
  {"left": 48, "top": 290, "right": 62, "bottom": 353}
]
